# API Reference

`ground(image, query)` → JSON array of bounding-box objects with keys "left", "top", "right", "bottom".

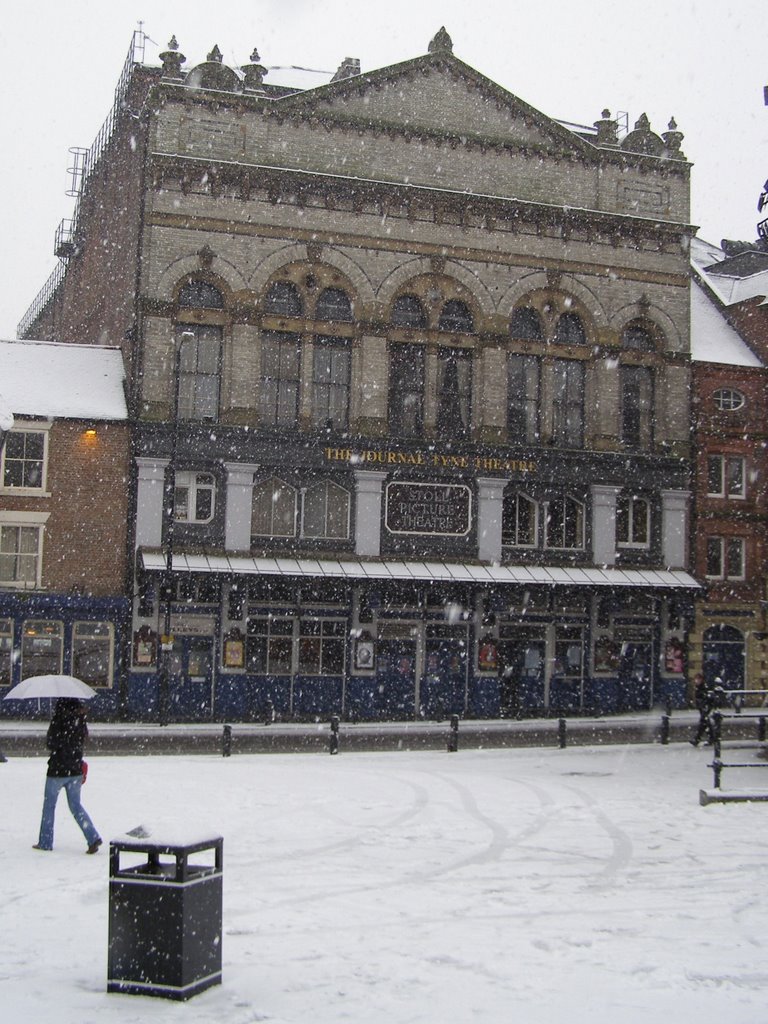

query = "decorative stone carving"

[
  {"left": 428, "top": 27, "right": 453, "bottom": 55},
  {"left": 159, "top": 36, "right": 185, "bottom": 79}
]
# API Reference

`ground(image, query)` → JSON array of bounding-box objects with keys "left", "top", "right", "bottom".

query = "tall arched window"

[
  {"left": 260, "top": 332, "right": 301, "bottom": 426},
  {"left": 264, "top": 281, "right": 303, "bottom": 317},
  {"left": 621, "top": 366, "right": 653, "bottom": 449},
  {"left": 315, "top": 288, "right": 353, "bottom": 322},
  {"left": 622, "top": 321, "right": 656, "bottom": 352},
  {"left": 437, "top": 348, "right": 472, "bottom": 437},
  {"left": 251, "top": 477, "right": 297, "bottom": 537},
  {"left": 178, "top": 281, "right": 224, "bottom": 309},
  {"left": 389, "top": 343, "right": 425, "bottom": 436},
  {"left": 554, "top": 313, "right": 586, "bottom": 345},
  {"left": 302, "top": 481, "right": 351, "bottom": 539},
  {"left": 510, "top": 307, "right": 543, "bottom": 341},
  {"left": 175, "top": 280, "right": 224, "bottom": 421},
  {"left": 391, "top": 294, "right": 427, "bottom": 328},
  {"left": 551, "top": 360, "right": 584, "bottom": 448},
  {"left": 438, "top": 299, "right": 474, "bottom": 333}
]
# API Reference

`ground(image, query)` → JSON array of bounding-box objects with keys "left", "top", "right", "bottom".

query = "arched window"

[
  {"left": 251, "top": 477, "right": 297, "bottom": 537},
  {"left": 436, "top": 348, "right": 472, "bottom": 437},
  {"left": 544, "top": 495, "right": 584, "bottom": 550},
  {"left": 554, "top": 312, "right": 586, "bottom": 345},
  {"left": 178, "top": 281, "right": 224, "bottom": 309},
  {"left": 391, "top": 294, "right": 427, "bottom": 328},
  {"left": 389, "top": 344, "right": 425, "bottom": 436},
  {"left": 501, "top": 491, "right": 538, "bottom": 547},
  {"left": 260, "top": 331, "right": 300, "bottom": 427},
  {"left": 264, "top": 281, "right": 303, "bottom": 317},
  {"left": 438, "top": 300, "right": 474, "bottom": 333},
  {"left": 176, "top": 325, "right": 221, "bottom": 421},
  {"left": 622, "top": 321, "right": 656, "bottom": 352},
  {"left": 621, "top": 366, "right": 653, "bottom": 449},
  {"left": 510, "top": 307, "right": 543, "bottom": 341},
  {"left": 551, "top": 359, "right": 584, "bottom": 448},
  {"left": 315, "top": 288, "right": 353, "bottom": 322},
  {"left": 713, "top": 388, "right": 745, "bottom": 411},
  {"left": 507, "top": 354, "right": 540, "bottom": 443},
  {"left": 302, "top": 480, "right": 351, "bottom": 539},
  {"left": 312, "top": 337, "right": 351, "bottom": 429}
]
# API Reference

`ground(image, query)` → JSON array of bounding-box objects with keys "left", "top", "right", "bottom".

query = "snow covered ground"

[{"left": 3, "top": 742, "right": 768, "bottom": 1023}]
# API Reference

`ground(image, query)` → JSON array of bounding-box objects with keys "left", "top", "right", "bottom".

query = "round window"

[{"left": 712, "top": 388, "right": 745, "bottom": 411}]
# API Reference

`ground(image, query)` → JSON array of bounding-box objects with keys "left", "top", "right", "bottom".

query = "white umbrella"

[{"left": 3, "top": 674, "right": 97, "bottom": 700}]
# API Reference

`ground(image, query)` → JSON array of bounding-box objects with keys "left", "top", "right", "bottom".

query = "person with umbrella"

[{"left": 33, "top": 697, "right": 102, "bottom": 854}]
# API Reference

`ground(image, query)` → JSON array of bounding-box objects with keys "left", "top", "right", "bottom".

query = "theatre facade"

[{"left": 20, "top": 29, "right": 700, "bottom": 719}]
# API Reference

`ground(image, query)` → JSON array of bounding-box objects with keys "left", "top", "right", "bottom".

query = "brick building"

[
  {"left": 0, "top": 340, "right": 130, "bottom": 714},
  {"left": 18, "top": 29, "right": 699, "bottom": 720},
  {"left": 689, "top": 238, "right": 768, "bottom": 696}
]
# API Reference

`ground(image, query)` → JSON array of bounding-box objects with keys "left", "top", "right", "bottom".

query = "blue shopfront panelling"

[
  {"left": 468, "top": 676, "right": 500, "bottom": 718},
  {"left": 292, "top": 676, "right": 344, "bottom": 718},
  {"left": 346, "top": 677, "right": 377, "bottom": 720},
  {"left": 0, "top": 593, "right": 129, "bottom": 720}
]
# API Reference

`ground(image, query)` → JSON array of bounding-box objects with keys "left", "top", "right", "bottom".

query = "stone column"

[
  {"left": 661, "top": 489, "right": 690, "bottom": 569},
  {"left": 476, "top": 477, "right": 506, "bottom": 564},
  {"left": 225, "top": 463, "right": 259, "bottom": 553},
  {"left": 591, "top": 484, "right": 621, "bottom": 566},
  {"left": 354, "top": 470, "right": 388, "bottom": 556},
  {"left": 135, "top": 458, "right": 169, "bottom": 550}
]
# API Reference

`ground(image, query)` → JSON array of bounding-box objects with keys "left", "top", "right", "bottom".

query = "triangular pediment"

[{"left": 274, "top": 53, "right": 594, "bottom": 160}]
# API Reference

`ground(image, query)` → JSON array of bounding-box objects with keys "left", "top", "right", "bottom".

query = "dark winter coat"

[{"left": 46, "top": 699, "right": 88, "bottom": 777}]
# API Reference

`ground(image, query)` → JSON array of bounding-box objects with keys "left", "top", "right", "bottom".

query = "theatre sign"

[{"left": 385, "top": 482, "right": 472, "bottom": 536}]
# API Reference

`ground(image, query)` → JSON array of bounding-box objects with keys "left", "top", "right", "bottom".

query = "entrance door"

[
  {"left": 422, "top": 627, "right": 468, "bottom": 719},
  {"left": 703, "top": 625, "right": 745, "bottom": 689},
  {"left": 375, "top": 638, "right": 416, "bottom": 719},
  {"left": 617, "top": 640, "right": 653, "bottom": 711},
  {"left": 498, "top": 632, "right": 546, "bottom": 714},
  {"left": 168, "top": 636, "right": 215, "bottom": 721}
]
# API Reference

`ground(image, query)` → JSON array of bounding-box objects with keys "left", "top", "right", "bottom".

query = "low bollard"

[
  {"left": 330, "top": 715, "right": 339, "bottom": 755},
  {"left": 660, "top": 714, "right": 670, "bottom": 746},
  {"left": 665, "top": 696, "right": 673, "bottom": 718},
  {"left": 264, "top": 698, "right": 275, "bottom": 726},
  {"left": 447, "top": 714, "right": 459, "bottom": 752},
  {"left": 760, "top": 717, "right": 767, "bottom": 743},
  {"left": 558, "top": 718, "right": 567, "bottom": 749},
  {"left": 222, "top": 725, "right": 232, "bottom": 758},
  {"left": 0, "top": 746, "right": 7, "bottom": 763}
]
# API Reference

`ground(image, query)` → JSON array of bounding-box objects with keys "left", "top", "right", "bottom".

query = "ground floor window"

[
  {"left": 246, "top": 617, "right": 294, "bottom": 675},
  {"left": 0, "top": 524, "right": 42, "bottom": 587},
  {"left": 72, "top": 621, "right": 114, "bottom": 688},
  {"left": 21, "top": 620, "right": 63, "bottom": 678},
  {"left": 298, "top": 619, "right": 346, "bottom": 675}
]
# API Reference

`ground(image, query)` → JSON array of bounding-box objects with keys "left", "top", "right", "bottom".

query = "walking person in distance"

[{"left": 33, "top": 698, "right": 102, "bottom": 854}]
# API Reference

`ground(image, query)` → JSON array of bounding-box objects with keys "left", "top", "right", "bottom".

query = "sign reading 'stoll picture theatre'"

[{"left": 385, "top": 482, "right": 472, "bottom": 536}]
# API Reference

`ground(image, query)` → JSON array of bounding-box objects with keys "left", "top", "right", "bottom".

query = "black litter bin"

[{"left": 107, "top": 830, "right": 223, "bottom": 1000}]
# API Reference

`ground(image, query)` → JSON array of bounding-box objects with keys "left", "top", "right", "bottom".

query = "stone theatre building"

[{"left": 18, "top": 28, "right": 699, "bottom": 720}]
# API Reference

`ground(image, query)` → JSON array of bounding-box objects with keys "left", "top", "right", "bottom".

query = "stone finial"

[
  {"left": 634, "top": 112, "right": 651, "bottom": 132},
  {"left": 428, "top": 26, "right": 453, "bottom": 54},
  {"left": 207, "top": 44, "right": 223, "bottom": 64},
  {"left": 662, "top": 116, "right": 686, "bottom": 159},
  {"left": 593, "top": 108, "right": 618, "bottom": 146},
  {"left": 241, "top": 46, "right": 268, "bottom": 90},
  {"left": 159, "top": 36, "right": 186, "bottom": 78},
  {"left": 331, "top": 57, "right": 362, "bottom": 83}
]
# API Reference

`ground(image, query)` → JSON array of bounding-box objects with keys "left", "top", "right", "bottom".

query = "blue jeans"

[{"left": 38, "top": 775, "right": 100, "bottom": 850}]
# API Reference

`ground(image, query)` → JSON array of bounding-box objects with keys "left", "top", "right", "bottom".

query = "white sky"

[{"left": 2, "top": 0, "right": 767, "bottom": 339}]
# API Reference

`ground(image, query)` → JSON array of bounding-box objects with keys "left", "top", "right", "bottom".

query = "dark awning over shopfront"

[{"left": 141, "top": 551, "right": 701, "bottom": 590}]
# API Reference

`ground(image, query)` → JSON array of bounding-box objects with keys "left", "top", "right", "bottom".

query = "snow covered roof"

[
  {"left": 0, "top": 339, "right": 127, "bottom": 420},
  {"left": 691, "top": 236, "right": 768, "bottom": 308},
  {"left": 690, "top": 280, "right": 763, "bottom": 367}
]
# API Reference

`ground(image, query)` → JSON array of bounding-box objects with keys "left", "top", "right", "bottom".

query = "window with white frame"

[
  {"left": 707, "top": 455, "right": 745, "bottom": 499},
  {"left": 176, "top": 325, "right": 222, "bottom": 421},
  {"left": 0, "top": 515, "right": 47, "bottom": 588},
  {"left": 712, "top": 388, "right": 745, "bottom": 411},
  {"left": 260, "top": 330, "right": 301, "bottom": 427},
  {"left": 174, "top": 471, "right": 216, "bottom": 524},
  {"left": 71, "top": 621, "right": 114, "bottom": 687},
  {"left": 706, "top": 536, "right": 745, "bottom": 580},
  {"left": 501, "top": 490, "right": 538, "bottom": 547},
  {"left": 1, "top": 426, "right": 48, "bottom": 490},
  {"left": 21, "top": 620, "right": 63, "bottom": 678},
  {"left": 302, "top": 480, "right": 351, "bottom": 540},
  {"left": 620, "top": 365, "right": 654, "bottom": 449},
  {"left": 251, "top": 477, "right": 298, "bottom": 538},
  {"left": 0, "top": 619, "right": 11, "bottom": 686},
  {"left": 616, "top": 493, "right": 650, "bottom": 548},
  {"left": 544, "top": 495, "right": 585, "bottom": 550}
]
